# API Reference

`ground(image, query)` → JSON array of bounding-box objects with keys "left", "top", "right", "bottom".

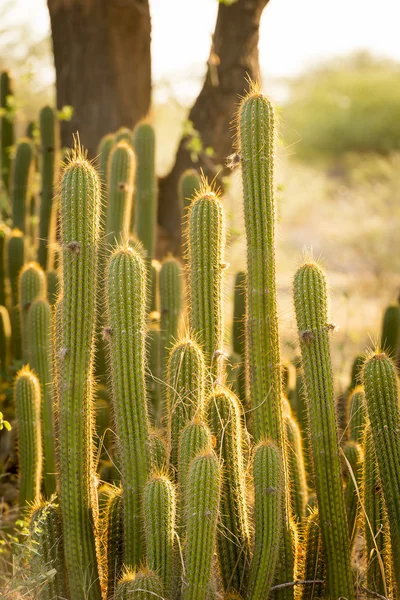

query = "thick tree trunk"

[
  {"left": 158, "top": 0, "right": 269, "bottom": 255},
  {"left": 47, "top": 0, "right": 151, "bottom": 156}
]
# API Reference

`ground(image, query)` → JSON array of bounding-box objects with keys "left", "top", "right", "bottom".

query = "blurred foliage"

[{"left": 281, "top": 51, "right": 400, "bottom": 161}]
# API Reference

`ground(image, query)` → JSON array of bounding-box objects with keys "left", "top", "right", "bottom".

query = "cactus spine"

[
  {"left": 206, "top": 387, "right": 250, "bottom": 593},
  {"left": 182, "top": 451, "right": 221, "bottom": 600},
  {"left": 363, "top": 352, "right": 400, "bottom": 590},
  {"left": 38, "top": 106, "right": 59, "bottom": 269},
  {"left": 115, "top": 568, "right": 164, "bottom": 599},
  {"left": 247, "top": 440, "right": 282, "bottom": 600},
  {"left": 133, "top": 122, "right": 157, "bottom": 257},
  {"left": 144, "top": 474, "right": 175, "bottom": 596},
  {"left": 106, "top": 245, "right": 151, "bottom": 568},
  {"left": 15, "top": 366, "right": 42, "bottom": 509},
  {"left": 294, "top": 261, "right": 354, "bottom": 600},
  {"left": 160, "top": 256, "right": 183, "bottom": 379},
  {"left": 19, "top": 262, "right": 46, "bottom": 364},
  {"left": 0, "top": 71, "right": 14, "bottom": 193},
  {"left": 11, "top": 138, "right": 34, "bottom": 233},
  {"left": 57, "top": 146, "right": 102, "bottom": 599},
  {"left": 106, "top": 141, "right": 135, "bottom": 247},
  {"left": 46, "top": 269, "right": 59, "bottom": 306},
  {"left": 7, "top": 229, "right": 24, "bottom": 360},
  {"left": 28, "top": 298, "right": 56, "bottom": 497}
]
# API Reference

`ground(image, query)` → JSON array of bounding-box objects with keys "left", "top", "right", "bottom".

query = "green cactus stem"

[
  {"left": 57, "top": 145, "right": 102, "bottom": 599},
  {"left": 106, "top": 141, "right": 135, "bottom": 248},
  {"left": 363, "top": 351, "right": 400, "bottom": 590},
  {"left": 0, "top": 71, "right": 14, "bottom": 193},
  {"left": 349, "top": 354, "right": 364, "bottom": 391},
  {"left": 177, "top": 418, "right": 213, "bottom": 507},
  {"left": 179, "top": 168, "right": 201, "bottom": 215},
  {"left": 7, "top": 230, "right": 24, "bottom": 360},
  {"left": 0, "top": 305, "right": 11, "bottom": 377},
  {"left": 226, "top": 352, "right": 242, "bottom": 397},
  {"left": 106, "top": 245, "right": 151, "bottom": 568},
  {"left": 102, "top": 485, "right": 124, "bottom": 600},
  {"left": 133, "top": 122, "right": 157, "bottom": 257},
  {"left": 283, "top": 401, "right": 308, "bottom": 522},
  {"left": 46, "top": 269, "right": 59, "bottom": 307},
  {"left": 144, "top": 474, "right": 175, "bottom": 596},
  {"left": 149, "top": 428, "right": 167, "bottom": 471},
  {"left": 167, "top": 338, "right": 206, "bottom": 476},
  {"left": 150, "top": 259, "right": 160, "bottom": 313},
  {"left": 187, "top": 184, "right": 225, "bottom": 378},
  {"left": 348, "top": 385, "right": 366, "bottom": 445},
  {"left": 11, "top": 138, "right": 34, "bottom": 233},
  {"left": 97, "top": 133, "right": 114, "bottom": 187},
  {"left": 206, "top": 386, "right": 250, "bottom": 593},
  {"left": 380, "top": 305, "right": 400, "bottom": 360},
  {"left": 343, "top": 440, "right": 363, "bottom": 544},
  {"left": 160, "top": 256, "right": 183, "bottom": 381},
  {"left": 146, "top": 314, "right": 161, "bottom": 424},
  {"left": 247, "top": 440, "right": 282, "bottom": 600},
  {"left": 28, "top": 298, "right": 56, "bottom": 497},
  {"left": 38, "top": 106, "right": 59, "bottom": 270},
  {"left": 29, "top": 498, "right": 68, "bottom": 599},
  {"left": 182, "top": 451, "right": 221, "bottom": 600},
  {"left": 0, "top": 224, "right": 9, "bottom": 307},
  {"left": 19, "top": 262, "right": 46, "bottom": 364},
  {"left": 301, "top": 509, "right": 325, "bottom": 600},
  {"left": 15, "top": 366, "right": 42, "bottom": 510},
  {"left": 294, "top": 260, "right": 354, "bottom": 600},
  {"left": 115, "top": 126, "right": 132, "bottom": 145},
  {"left": 115, "top": 568, "right": 164, "bottom": 600}
]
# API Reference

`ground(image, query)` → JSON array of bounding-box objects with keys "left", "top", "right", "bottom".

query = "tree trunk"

[
  {"left": 47, "top": 0, "right": 151, "bottom": 156},
  {"left": 157, "top": 0, "right": 269, "bottom": 255}
]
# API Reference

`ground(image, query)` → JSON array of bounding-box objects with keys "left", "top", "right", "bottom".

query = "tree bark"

[
  {"left": 47, "top": 0, "right": 151, "bottom": 156},
  {"left": 157, "top": 0, "right": 269, "bottom": 255}
]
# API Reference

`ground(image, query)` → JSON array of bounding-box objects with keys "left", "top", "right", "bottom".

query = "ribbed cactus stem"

[
  {"left": 29, "top": 499, "right": 67, "bottom": 599},
  {"left": 38, "top": 106, "right": 59, "bottom": 269},
  {"left": 106, "top": 245, "right": 151, "bottom": 568},
  {"left": 97, "top": 134, "right": 115, "bottom": 187},
  {"left": 0, "top": 71, "right": 14, "bottom": 193},
  {"left": 46, "top": 269, "right": 59, "bottom": 307},
  {"left": 106, "top": 141, "right": 135, "bottom": 248},
  {"left": 0, "top": 305, "right": 11, "bottom": 377},
  {"left": 343, "top": 440, "right": 363, "bottom": 544},
  {"left": 28, "top": 298, "right": 56, "bottom": 497},
  {"left": 167, "top": 339, "right": 206, "bottom": 475},
  {"left": 232, "top": 271, "right": 246, "bottom": 358},
  {"left": 284, "top": 403, "right": 308, "bottom": 522},
  {"left": 380, "top": 305, "right": 400, "bottom": 359},
  {"left": 206, "top": 386, "right": 250, "bottom": 593},
  {"left": 146, "top": 315, "right": 161, "bottom": 424},
  {"left": 115, "top": 568, "right": 164, "bottom": 600},
  {"left": 19, "top": 262, "right": 46, "bottom": 364},
  {"left": 187, "top": 185, "right": 225, "bottom": 377},
  {"left": 182, "top": 451, "right": 221, "bottom": 600},
  {"left": 348, "top": 385, "right": 366, "bottom": 445},
  {"left": 133, "top": 122, "right": 157, "bottom": 257},
  {"left": 115, "top": 126, "right": 132, "bottom": 145},
  {"left": 177, "top": 419, "right": 213, "bottom": 509},
  {"left": 102, "top": 485, "right": 124, "bottom": 600},
  {"left": 363, "top": 351, "right": 400, "bottom": 590},
  {"left": 149, "top": 428, "right": 167, "bottom": 471},
  {"left": 302, "top": 509, "right": 325, "bottom": 600},
  {"left": 144, "top": 474, "right": 175, "bottom": 596},
  {"left": 11, "top": 138, "right": 34, "bottom": 233},
  {"left": 150, "top": 259, "right": 160, "bottom": 313},
  {"left": 247, "top": 440, "right": 282, "bottom": 600},
  {"left": 0, "top": 224, "right": 9, "bottom": 307},
  {"left": 349, "top": 354, "right": 364, "bottom": 391},
  {"left": 179, "top": 168, "right": 201, "bottom": 215},
  {"left": 293, "top": 261, "right": 354, "bottom": 600},
  {"left": 160, "top": 256, "right": 183, "bottom": 380},
  {"left": 57, "top": 146, "right": 102, "bottom": 599},
  {"left": 7, "top": 229, "right": 25, "bottom": 360},
  {"left": 15, "top": 366, "right": 42, "bottom": 510}
]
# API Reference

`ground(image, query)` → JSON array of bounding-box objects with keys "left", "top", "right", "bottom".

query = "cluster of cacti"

[{"left": 1, "top": 70, "right": 400, "bottom": 600}]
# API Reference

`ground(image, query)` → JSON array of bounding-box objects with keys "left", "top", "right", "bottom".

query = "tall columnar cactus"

[
  {"left": 38, "top": 106, "right": 59, "bottom": 270},
  {"left": 115, "top": 126, "right": 132, "bottom": 145},
  {"left": 349, "top": 354, "right": 364, "bottom": 391},
  {"left": 284, "top": 404, "right": 308, "bottom": 522},
  {"left": 160, "top": 256, "right": 183, "bottom": 379},
  {"left": 302, "top": 509, "right": 325, "bottom": 600},
  {"left": 146, "top": 315, "right": 161, "bottom": 423},
  {"left": 19, "top": 262, "right": 46, "bottom": 364},
  {"left": 343, "top": 440, "right": 363, "bottom": 544},
  {"left": 28, "top": 298, "right": 56, "bottom": 497},
  {"left": 182, "top": 451, "right": 221, "bottom": 600},
  {"left": 102, "top": 485, "right": 124, "bottom": 600},
  {"left": 29, "top": 499, "right": 67, "bottom": 599},
  {"left": 206, "top": 386, "right": 250, "bottom": 593},
  {"left": 115, "top": 568, "right": 164, "bottom": 600},
  {"left": 0, "top": 305, "right": 11, "bottom": 377},
  {"left": 0, "top": 224, "right": 9, "bottom": 307},
  {"left": 380, "top": 304, "right": 400, "bottom": 359},
  {"left": 14, "top": 366, "right": 42, "bottom": 510},
  {"left": 106, "top": 245, "right": 151, "bottom": 568},
  {"left": 294, "top": 260, "right": 354, "bottom": 600},
  {"left": 179, "top": 168, "right": 201, "bottom": 215},
  {"left": 247, "top": 441, "right": 282, "bottom": 600},
  {"left": 97, "top": 133, "right": 115, "bottom": 187},
  {"left": 11, "top": 138, "right": 34, "bottom": 233},
  {"left": 106, "top": 141, "right": 135, "bottom": 248},
  {"left": 187, "top": 185, "right": 225, "bottom": 377},
  {"left": 363, "top": 351, "right": 400, "bottom": 590},
  {"left": 0, "top": 71, "right": 14, "bottom": 193},
  {"left": 149, "top": 428, "right": 167, "bottom": 471},
  {"left": 177, "top": 419, "right": 213, "bottom": 511},
  {"left": 150, "top": 259, "right": 160, "bottom": 313},
  {"left": 167, "top": 339, "right": 205, "bottom": 475},
  {"left": 143, "top": 474, "right": 175, "bottom": 596},
  {"left": 232, "top": 270, "right": 246, "bottom": 403},
  {"left": 46, "top": 269, "right": 59, "bottom": 307},
  {"left": 133, "top": 122, "right": 157, "bottom": 257},
  {"left": 348, "top": 385, "right": 366, "bottom": 445},
  {"left": 7, "top": 229, "right": 24, "bottom": 360},
  {"left": 57, "top": 145, "right": 102, "bottom": 599}
]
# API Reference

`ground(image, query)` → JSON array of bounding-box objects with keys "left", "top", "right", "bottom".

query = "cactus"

[
  {"left": 179, "top": 168, "right": 201, "bottom": 215},
  {"left": 247, "top": 440, "right": 282, "bottom": 600},
  {"left": 102, "top": 485, "right": 124, "bottom": 600},
  {"left": 206, "top": 386, "right": 250, "bottom": 593},
  {"left": 19, "top": 262, "right": 46, "bottom": 364},
  {"left": 225, "top": 351, "right": 242, "bottom": 397},
  {"left": 133, "top": 122, "right": 157, "bottom": 258},
  {"left": 301, "top": 509, "right": 325, "bottom": 600},
  {"left": 38, "top": 106, "right": 59, "bottom": 270},
  {"left": 106, "top": 141, "right": 135, "bottom": 248},
  {"left": 380, "top": 304, "right": 400, "bottom": 359},
  {"left": 284, "top": 403, "right": 308, "bottom": 522},
  {"left": 187, "top": 185, "right": 225, "bottom": 377},
  {"left": 0, "top": 71, "right": 14, "bottom": 193},
  {"left": 232, "top": 271, "right": 246, "bottom": 358},
  {"left": 146, "top": 315, "right": 161, "bottom": 424},
  {"left": 29, "top": 499, "right": 68, "bottom": 599},
  {"left": 97, "top": 133, "right": 115, "bottom": 187},
  {"left": 149, "top": 428, "right": 167, "bottom": 471},
  {"left": 182, "top": 451, "right": 221, "bottom": 600},
  {"left": 349, "top": 354, "right": 364, "bottom": 391},
  {"left": 0, "top": 305, "right": 11, "bottom": 377},
  {"left": 57, "top": 145, "right": 102, "bottom": 599},
  {"left": 160, "top": 256, "right": 183, "bottom": 380},
  {"left": 363, "top": 351, "right": 400, "bottom": 590},
  {"left": 115, "top": 568, "right": 164, "bottom": 600},
  {"left": 14, "top": 366, "right": 42, "bottom": 510},
  {"left": 167, "top": 338, "right": 205, "bottom": 475},
  {"left": 343, "top": 440, "right": 363, "bottom": 544},
  {"left": 294, "top": 260, "right": 354, "bottom": 600},
  {"left": 28, "top": 298, "right": 56, "bottom": 497},
  {"left": 348, "top": 385, "right": 366, "bottom": 445},
  {"left": 115, "top": 126, "right": 132, "bottom": 145},
  {"left": 106, "top": 245, "right": 151, "bottom": 568},
  {"left": 177, "top": 419, "right": 213, "bottom": 509},
  {"left": 11, "top": 138, "right": 34, "bottom": 233},
  {"left": 0, "top": 223, "right": 9, "bottom": 307},
  {"left": 7, "top": 230, "right": 24, "bottom": 360},
  {"left": 46, "top": 269, "right": 59, "bottom": 306},
  {"left": 144, "top": 474, "right": 175, "bottom": 596},
  {"left": 150, "top": 259, "right": 160, "bottom": 313}
]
